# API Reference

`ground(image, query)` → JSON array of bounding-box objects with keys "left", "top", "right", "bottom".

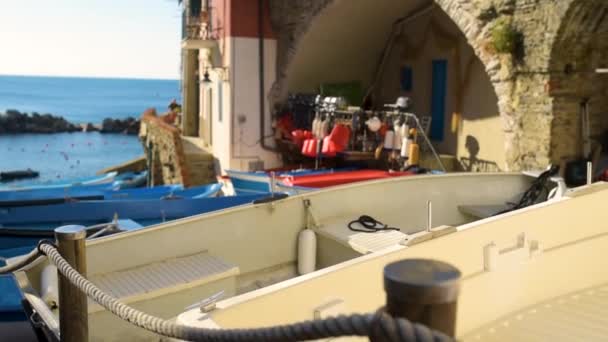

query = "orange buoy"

[{"left": 408, "top": 141, "right": 420, "bottom": 166}]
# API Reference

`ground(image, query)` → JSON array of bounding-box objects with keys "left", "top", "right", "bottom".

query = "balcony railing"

[
  {"left": 182, "top": 4, "right": 221, "bottom": 40},
  {"left": 184, "top": 15, "right": 209, "bottom": 40}
]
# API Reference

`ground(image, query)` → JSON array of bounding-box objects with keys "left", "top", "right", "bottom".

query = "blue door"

[{"left": 430, "top": 60, "right": 447, "bottom": 141}]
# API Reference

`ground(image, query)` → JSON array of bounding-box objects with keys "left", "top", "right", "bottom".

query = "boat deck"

[
  {"left": 89, "top": 251, "right": 239, "bottom": 310},
  {"left": 314, "top": 216, "right": 417, "bottom": 254},
  {"left": 462, "top": 283, "right": 608, "bottom": 341}
]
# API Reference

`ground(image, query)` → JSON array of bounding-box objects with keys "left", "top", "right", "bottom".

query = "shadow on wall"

[
  {"left": 460, "top": 135, "right": 502, "bottom": 172},
  {"left": 213, "top": 157, "right": 223, "bottom": 177}
]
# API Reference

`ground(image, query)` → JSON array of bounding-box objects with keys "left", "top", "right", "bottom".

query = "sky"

[{"left": 0, "top": 0, "right": 182, "bottom": 80}]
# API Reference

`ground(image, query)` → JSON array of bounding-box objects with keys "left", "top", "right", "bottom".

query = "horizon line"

[{"left": 0, "top": 73, "right": 180, "bottom": 82}]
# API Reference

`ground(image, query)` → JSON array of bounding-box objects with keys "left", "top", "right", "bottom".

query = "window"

[
  {"left": 190, "top": 0, "right": 202, "bottom": 17},
  {"left": 430, "top": 60, "right": 447, "bottom": 141},
  {"left": 400, "top": 66, "right": 413, "bottom": 92}
]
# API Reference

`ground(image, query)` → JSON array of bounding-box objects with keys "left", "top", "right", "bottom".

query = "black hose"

[
  {"left": 348, "top": 215, "right": 400, "bottom": 233},
  {"left": 495, "top": 165, "right": 559, "bottom": 215}
]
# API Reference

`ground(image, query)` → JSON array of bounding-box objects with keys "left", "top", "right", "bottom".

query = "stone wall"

[
  {"left": 267, "top": 0, "right": 608, "bottom": 171},
  {"left": 547, "top": 0, "right": 608, "bottom": 163},
  {"left": 140, "top": 109, "right": 192, "bottom": 187},
  {"left": 140, "top": 109, "right": 217, "bottom": 187}
]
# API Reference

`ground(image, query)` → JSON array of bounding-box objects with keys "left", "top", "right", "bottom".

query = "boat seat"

[
  {"left": 315, "top": 217, "right": 409, "bottom": 254},
  {"left": 458, "top": 204, "right": 511, "bottom": 219},
  {"left": 89, "top": 251, "right": 239, "bottom": 310}
]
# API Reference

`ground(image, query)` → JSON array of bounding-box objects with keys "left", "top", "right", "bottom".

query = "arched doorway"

[
  {"left": 548, "top": 0, "right": 608, "bottom": 169},
  {"left": 269, "top": 0, "right": 509, "bottom": 171}
]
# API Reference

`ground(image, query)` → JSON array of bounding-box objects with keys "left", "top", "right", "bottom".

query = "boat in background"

[
  {"left": 10, "top": 172, "right": 557, "bottom": 340},
  {"left": 0, "top": 169, "right": 39, "bottom": 183},
  {"left": 225, "top": 167, "right": 357, "bottom": 195},
  {"left": 0, "top": 171, "right": 118, "bottom": 191},
  {"left": 111, "top": 171, "right": 148, "bottom": 189},
  {"left": 174, "top": 182, "right": 608, "bottom": 342},
  {"left": 0, "top": 182, "right": 222, "bottom": 207},
  {"left": 280, "top": 169, "right": 414, "bottom": 188},
  {"left": 0, "top": 192, "right": 268, "bottom": 253},
  {"left": 228, "top": 168, "right": 416, "bottom": 195}
]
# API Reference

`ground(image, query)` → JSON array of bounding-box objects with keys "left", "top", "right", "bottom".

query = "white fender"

[
  {"left": 41, "top": 264, "right": 59, "bottom": 308},
  {"left": 298, "top": 229, "right": 317, "bottom": 275}
]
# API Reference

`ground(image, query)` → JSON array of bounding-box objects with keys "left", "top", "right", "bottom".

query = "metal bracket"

[
  {"left": 484, "top": 233, "right": 542, "bottom": 271},
  {"left": 401, "top": 225, "right": 456, "bottom": 246},
  {"left": 314, "top": 299, "right": 346, "bottom": 319},
  {"left": 303, "top": 199, "right": 321, "bottom": 229},
  {"left": 184, "top": 290, "right": 225, "bottom": 313}
]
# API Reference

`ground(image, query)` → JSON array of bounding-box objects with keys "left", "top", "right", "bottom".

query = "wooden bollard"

[
  {"left": 383, "top": 259, "right": 461, "bottom": 337},
  {"left": 55, "top": 225, "right": 88, "bottom": 342}
]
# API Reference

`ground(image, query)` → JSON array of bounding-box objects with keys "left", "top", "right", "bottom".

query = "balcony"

[{"left": 182, "top": 12, "right": 218, "bottom": 50}]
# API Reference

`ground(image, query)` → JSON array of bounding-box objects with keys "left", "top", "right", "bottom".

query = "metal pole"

[
  {"left": 407, "top": 114, "right": 446, "bottom": 172},
  {"left": 383, "top": 259, "right": 461, "bottom": 337},
  {"left": 587, "top": 161, "right": 593, "bottom": 185},
  {"left": 270, "top": 171, "right": 276, "bottom": 196},
  {"left": 55, "top": 225, "right": 89, "bottom": 342}
]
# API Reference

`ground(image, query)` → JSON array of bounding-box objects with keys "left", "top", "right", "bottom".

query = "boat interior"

[
  {"left": 12, "top": 173, "right": 543, "bottom": 340},
  {"left": 175, "top": 182, "right": 608, "bottom": 342}
]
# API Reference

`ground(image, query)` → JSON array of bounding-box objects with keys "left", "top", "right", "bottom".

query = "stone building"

[{"left": 178, "top": 0, "right": 608, "bottom": 172}]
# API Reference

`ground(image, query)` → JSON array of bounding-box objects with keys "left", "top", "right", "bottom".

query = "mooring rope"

[
  {"left": 0, "top": 220, "right": 119, "bottom": 274},
  {"left": 0, "top": 247, "right": 43, "bottom": 274},
  {"left": 3, "top": 241, "right": 453, "bottom": 342}
]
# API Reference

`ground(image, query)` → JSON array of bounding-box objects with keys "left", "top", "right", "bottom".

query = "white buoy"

[
  {"left": 320, "top": 119, "right": 330, "bottom": 138},
  {"left": 40, "top": 264, "right": 59, "bottom": 308},
  {"left": 400, "top": 137, "right": 410, "bottom": 158},
  {"left": 393, "top": 121, "right": 402, "bottom": 151},
  {"left": 312, "top": 117, "right": 320, "bottom": 138},
  {"left": 298, "top": 229, "right": 317, "bottom": 275},
  {"left": 383, "top": 131, "right": 395, "bottom": 149}
]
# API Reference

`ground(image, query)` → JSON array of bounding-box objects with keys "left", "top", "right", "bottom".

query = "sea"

[{"left": 0, "top": 75, "right": 180, "bottom": 185}]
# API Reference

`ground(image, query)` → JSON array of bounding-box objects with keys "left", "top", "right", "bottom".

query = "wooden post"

[
  {"left": 55, "top": 225, "right": 88, "bottom": 342},
  {"left": 383, "top": 259, "right": 461, "bottom": 337}
]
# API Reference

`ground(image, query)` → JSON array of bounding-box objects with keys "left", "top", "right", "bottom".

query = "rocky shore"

[{"left": 0, "top": 110, "right": 140, "bottom": 135}]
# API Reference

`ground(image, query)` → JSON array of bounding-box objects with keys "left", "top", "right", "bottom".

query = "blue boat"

[
  {"left": 226, "top": 167, "right": 357, "bottom": 195},
  {"left": 0, "top": 272, "right": 36, "bottom": 340},
  {"left": 106, "top": 183, "right": 223, "bottom": 200},
  {"left": 0, "top": 193, "right": 268, "bottom": 251},
  {"left": 0, "top": 171, "right": 118, "bottom": 191},
  {"left": 0, "top": 183, "right": 223, "bottom": 207},
  {"left": 112, "top": 171, "right": 148, "bottom": 189}
]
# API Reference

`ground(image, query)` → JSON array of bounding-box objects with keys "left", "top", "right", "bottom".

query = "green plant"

[{"left": 491, "top": 18, "right": 518, "bottom": 54}]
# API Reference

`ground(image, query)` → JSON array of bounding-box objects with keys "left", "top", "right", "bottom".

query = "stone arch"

[
  {"left": 547, "top": 0, "right": 608, "bottom": 165},
  {"left": 268, "top": 0, "right": 518, "bottom": 169}
]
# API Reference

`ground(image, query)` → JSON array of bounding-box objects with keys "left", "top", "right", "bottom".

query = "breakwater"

[{"left": 0, "top": 110, "right": 140, "bottom": 135}]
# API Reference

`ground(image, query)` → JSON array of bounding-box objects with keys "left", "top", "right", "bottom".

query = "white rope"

[{"left": 35, "top": 242, "right": 452, "bottom": 342}]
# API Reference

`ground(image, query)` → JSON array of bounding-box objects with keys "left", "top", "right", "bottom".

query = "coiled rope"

[
  {"left": 348, "top": 215, "right": 400, "bottom": 233},
  {"left": 33, "top": 240, "right": 453, "bottom": 342}
]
